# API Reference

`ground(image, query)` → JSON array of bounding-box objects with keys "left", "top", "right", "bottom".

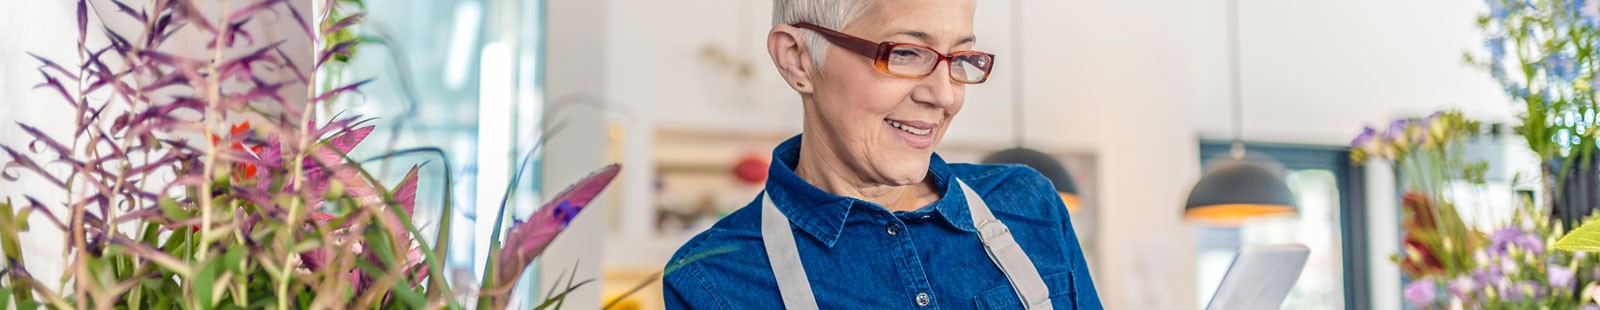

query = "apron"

[{"left": 761, "top": 179, "right": 1055, "bottom": 309}]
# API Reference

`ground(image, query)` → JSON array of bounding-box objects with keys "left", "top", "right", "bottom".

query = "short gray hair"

[{"left": 772, "top": 0, "right": 875, "bottom": 69}]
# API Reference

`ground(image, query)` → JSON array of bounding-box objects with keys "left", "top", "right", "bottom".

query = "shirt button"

[
  {"left": 915, "top": 293, "right": 930, "bottom": 306},
  {"left": 886, "top": 224, "right": 900, "bottom": 236}
]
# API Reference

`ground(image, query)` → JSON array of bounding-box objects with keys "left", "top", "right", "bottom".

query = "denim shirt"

[{"left": 664, "top": 135, "right": 1102, "bottom": 309}]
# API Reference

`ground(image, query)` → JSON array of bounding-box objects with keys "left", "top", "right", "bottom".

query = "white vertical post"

[
  {"left": 537, "top": 0, "right": 610, "bottom": 307},
  {"left": 1366, "top": 162, "right": 1401, "bottom": 310}
]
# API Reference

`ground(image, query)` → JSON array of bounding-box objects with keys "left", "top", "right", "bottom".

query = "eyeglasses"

[{"left": 793, "top": 23, "right": 995, "bottom": 84}]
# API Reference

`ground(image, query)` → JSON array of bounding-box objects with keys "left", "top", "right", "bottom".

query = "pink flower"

[
  {"left": 492, "top": 164, "right": 620, "bottom": 296},
  {"left": 1404, "top": 279, "right": 1437, "bottom": 308}
]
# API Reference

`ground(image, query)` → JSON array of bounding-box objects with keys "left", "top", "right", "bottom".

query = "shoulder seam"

[{"left": 960, "top": 164, "right": 1029, "bottom": 195}]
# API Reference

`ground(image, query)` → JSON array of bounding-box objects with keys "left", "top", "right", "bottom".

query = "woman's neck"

[{"left": 793, "top": 136, "right": 938, "bottom": 212}]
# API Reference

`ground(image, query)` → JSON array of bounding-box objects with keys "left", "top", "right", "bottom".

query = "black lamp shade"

[
  {"left": 1184, "top": 155, "right": 1297, "bottom": 225},
  {"left": 982, "top": 147, "right": 1082, "bottom": 212}
]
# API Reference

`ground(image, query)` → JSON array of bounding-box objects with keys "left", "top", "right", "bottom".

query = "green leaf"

[
  {"left": 1556, "top": 219, "right": 1600, "bottom": 252},
  {"left": 222, "top": 246, "right": 246, "bottom": 273},
  {"left": 0, "top": 199, "right": 32, "bottom": 302},
  {"left": 195, "top": 258, "right": 222, "bottom": 310},
  {"left": 159, "top": 197, "right": 191, "bottom": 222},
  {"left": 12, "top": 208, "right": 28, "bottom": 232},
  {"left": 387, "top": 281, "right": 425, "bottom": 308}
]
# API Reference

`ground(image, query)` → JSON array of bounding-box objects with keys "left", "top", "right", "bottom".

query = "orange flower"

[{"left": 209, "top": 121, "right": 264, "bottom": 181}]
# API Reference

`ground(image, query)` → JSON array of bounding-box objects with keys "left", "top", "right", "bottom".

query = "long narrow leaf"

[
  {"left": 25, "top": 53, "right": 79, "bottom": 80},
  {"left": 109, "top": 0, "right": 145, "bottom": 21},
  {"left": 321, "top": 13, "right": 363, "bottom": 37},
  {"left": 17, "top": 123, "right": 71, "bottom": 157},
  {"left": 107, "top": 237, "right": 194, "bottom": 277},
  {"left": 76, "top": 0, "right": 87, "bottom": 45},
  {"left": 312, "top": 79, "right": 372, "bottom": 103},
  {"left": 227, "top": 0, "right": 286, "bottom": 22},
  {"left": 33, "top": 71, "right": 77, "bottom": 109}
]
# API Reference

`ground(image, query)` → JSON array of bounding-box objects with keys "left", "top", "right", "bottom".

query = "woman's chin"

[{"left": 875, "top": 164, "right": 931, "bottom": 186}]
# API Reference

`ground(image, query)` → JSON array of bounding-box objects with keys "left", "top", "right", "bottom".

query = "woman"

[{"left": 663, "top": 0, "right": 1101, "bottom": 308}]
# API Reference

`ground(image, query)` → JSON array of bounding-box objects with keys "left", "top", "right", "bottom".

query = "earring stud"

[{"left": 796, "top": 81, "right": 806, "bottom": 87}]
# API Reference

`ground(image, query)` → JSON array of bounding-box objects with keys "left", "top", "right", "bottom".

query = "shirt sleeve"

[
  {"left": 662, "top": 257, "right": 727, "bottom": 310},
  {"left": 1049, "top": 187, "right": 1104, "bottom": 309},
  {"left": 662, "top": 275, "right": 696, "bottom": 310}
]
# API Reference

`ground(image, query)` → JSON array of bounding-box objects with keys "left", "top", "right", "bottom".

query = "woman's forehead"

[{"left": 849, "top": 0, "right": 978, "bottom": 47}]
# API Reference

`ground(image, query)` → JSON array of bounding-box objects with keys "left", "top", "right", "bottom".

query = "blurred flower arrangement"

[
  {"left": 1344, "top": 0, "right": 1600, "bottom": 307},
  {"left": 1470, "top": 0, "right": 1600, "bottom": 226},
  {"left": 1351, "top": 111, "right": 1600, "bottom": 308},
  {"left": 0, "top": 0, "right": 659, "bottom": 308},
  {"left": 1468, "top": 0, "right": 1600, "bottom": 160}
]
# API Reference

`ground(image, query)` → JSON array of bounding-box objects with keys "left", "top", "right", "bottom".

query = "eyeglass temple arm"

[{"left": 790, "top": 23, "right": 881, "bottom": 59}]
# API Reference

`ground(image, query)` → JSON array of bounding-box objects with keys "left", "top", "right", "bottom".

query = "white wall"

[
  {"left": 1188, "top": 0, "right": 1514, "bottom": 144},
  {"left": 0, "top": 0, "right": 79, "bottom": 290},
  {"left": 537, "top": 0, "right": 611, "bottom": 308}
]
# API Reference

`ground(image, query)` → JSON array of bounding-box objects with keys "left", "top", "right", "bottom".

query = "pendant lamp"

[
  {"left": 1183, "top": 0, "right": 1297, "bottom": 225},
  {"left": 982, "top": 147, "right": 1082, "bottom": 212},
  {"left": 981, "top": 0, "right": 1083, "bottom": 212}
]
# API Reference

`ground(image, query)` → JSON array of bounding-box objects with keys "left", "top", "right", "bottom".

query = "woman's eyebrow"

[{"left": 892, "top": 30, "right": 978, "bottom": 46}]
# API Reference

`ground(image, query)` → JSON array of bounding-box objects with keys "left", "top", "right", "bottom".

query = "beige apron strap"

[
  {"left": 761, "top": 192, "right": 821, "bottom": 310},
  {"left": 760, "top": 180, "right": 1054, "bottom": 309},
  {"left": 958, "top": 180, "right": 1055, "bottom": 309}
]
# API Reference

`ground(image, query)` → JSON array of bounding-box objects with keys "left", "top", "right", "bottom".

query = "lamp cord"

[
  {"left": 1227, "top": 0, "right": 1246, "bottom": 159},
  {"left": 1011, "top": 0, "right": 1026, "bottom": 148}
]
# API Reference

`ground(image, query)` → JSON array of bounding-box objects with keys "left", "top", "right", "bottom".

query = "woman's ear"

[{"left": 767, "top": 25, "right": 815, "bottom": 94}]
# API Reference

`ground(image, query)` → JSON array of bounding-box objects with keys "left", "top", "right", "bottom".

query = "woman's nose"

[{"left": 911, "top": 61, "right": 960, "bottom": 108}]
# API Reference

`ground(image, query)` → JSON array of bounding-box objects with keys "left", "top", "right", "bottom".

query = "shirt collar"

[{"left": 764, "top": 135, "right": 978, "bottom": 248}]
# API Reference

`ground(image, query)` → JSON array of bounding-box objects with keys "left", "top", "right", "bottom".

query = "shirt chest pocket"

[{"left": 973, "top": 271, "right": 1077, "bottom": 310}]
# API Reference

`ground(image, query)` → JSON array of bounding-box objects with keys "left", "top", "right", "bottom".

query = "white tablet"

[{"left": 1205, "top": 244, "right": 1311, "bottom": 310}]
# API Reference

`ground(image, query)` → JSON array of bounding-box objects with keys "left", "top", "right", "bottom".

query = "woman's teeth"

[{"left": 885, "top": 119, "right": 932, "bottom": 136}]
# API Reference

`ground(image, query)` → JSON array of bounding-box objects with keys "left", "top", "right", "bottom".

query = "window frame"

[{"left": 1198, "top": 139, "right": 1369, "bottom": 309}]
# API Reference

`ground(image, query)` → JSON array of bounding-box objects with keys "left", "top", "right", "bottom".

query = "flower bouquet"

[
  {"left": 1469, "top": 0, "right": 1600, "bottom": 225},
  {"left": 0, "top": 0, "right": 662, "bottom": 308},
  {"left": 1350, "top": 111, "right": 1600, "bottom": 308}
]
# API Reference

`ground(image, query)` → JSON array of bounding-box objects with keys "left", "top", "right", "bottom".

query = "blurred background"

[{"left": 0, "top": 0, "right": 1525, "bottom": 309}]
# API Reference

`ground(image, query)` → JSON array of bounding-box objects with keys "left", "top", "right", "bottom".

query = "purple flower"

[
  {"left": 1475, "top": 264, "right": 1504, "bottom": 286},
  {"left": 1551, "top": 265, "right": 1576, "bottom": 290},
  {"left": 1449, "top": 276, "right": 1477, "bottom": 299},
  {"left": 1489, "top": 227, "right": 1543, "bottom": 255},
  {"left": 1405, "top": 279, "right": 1437, "bottom": 308},
  {"left": 1387, "top": 119, "right": 1412, "bottom": 144},
  {"left": 1351, "top": 127, "right": 1377, "bottom": 148},
  {"left": 1500, "top": 280, "right": 1543, "bottom": 301},
  {"left": 1580, "top": 304, "right": 1600, "bottom": 310}
]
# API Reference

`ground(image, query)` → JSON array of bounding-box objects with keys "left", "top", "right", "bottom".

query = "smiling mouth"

[{"left": 884, "top": 118, "right": 934, "bottom": 136}]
